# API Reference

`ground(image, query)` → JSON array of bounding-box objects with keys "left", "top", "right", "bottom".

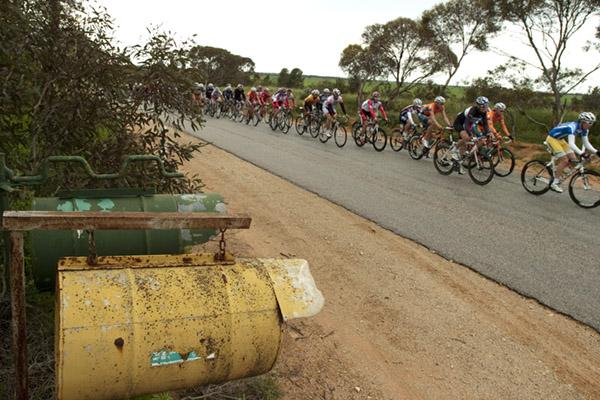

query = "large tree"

[
  {"left": 421, "top": 0, "right": 501, "bottom": 91},
  {"left": 362, "top": 17, "right": 443, "bottom": 101},
  {"left": 187, "top": 45, "right": 255, "bottom": 85},
  {"left": 339, "top": 44, "right": 383, "bottom": 106},
  {"left": 497, "top": 0, "right": 600, "bottom": 123}
]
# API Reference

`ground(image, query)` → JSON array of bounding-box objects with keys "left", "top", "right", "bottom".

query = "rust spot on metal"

[
  {"left": 114, "top": 337, "right": 125, "bottom": 350},
  {"left": 221, "top": 274, "right": 228, "bottom": 284}
]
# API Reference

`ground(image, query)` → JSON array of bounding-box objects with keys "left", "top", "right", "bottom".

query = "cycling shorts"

[
  {"left": 546, "top": 136, "right": 572, "bottom": 157},
  {"left": 360, "top": 109, "right": 372, "bottom": 123}
]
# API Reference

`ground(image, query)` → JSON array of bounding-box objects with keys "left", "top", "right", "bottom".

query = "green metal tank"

[{"left": 31, "top": 189, "right": 226, "bottom": 291}]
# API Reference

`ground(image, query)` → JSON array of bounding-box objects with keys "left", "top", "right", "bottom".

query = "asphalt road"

[{"left": 183, "top": 117, "right": 600, "bottom": 331}]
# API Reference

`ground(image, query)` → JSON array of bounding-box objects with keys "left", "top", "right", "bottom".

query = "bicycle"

[
  {"left": 294, "top": 108, "right": 311, "bottom": 136},
  {"left": 389, "top": 123, "right": 423, "bottom": 152},
  {"left": 352, "top": 118, "right": 387, "bottom": 152},
  {"left": 269, "top": 106, "right": 293, "bottom": 133},
  {"left": 521, "top": 143, "right": 600, "bottom": 208},
  {"left": 408, "top": 126, "right": 451, "bottom": 160},
  {"left": 318, "top": 114, "right": 348, "bottom": 148},
  {"left": 485, "top": 135, "right": 515, "bottom": 177},
  {"left": 433, "top": 134, "right": 495, "bottom": 185}
]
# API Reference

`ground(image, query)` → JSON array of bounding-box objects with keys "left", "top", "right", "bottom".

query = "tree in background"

[
  {"left": 421, "top": 0, "right": 501, "bottom": 92},
  {"left": 287, "top": 68, "right": 304, "bottom": 88},
  {"left": 497, "top": 0, "right": 600, "bottom": 123},
  {"left": 277, "top": 68, "right": 289, "bottom": 87},
  {"left": 362, "top": 17, "right": 443, "bottom": 101},
  {"left": 188, "top": 45, "right": 255, "bottom": 85},
  {"left": 339, "top": 44, "right": 383, "bottom": 106}
]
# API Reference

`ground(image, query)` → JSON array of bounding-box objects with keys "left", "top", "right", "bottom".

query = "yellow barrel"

[{"left": 55, "top": 253, "right": 323, "bottom": 400}]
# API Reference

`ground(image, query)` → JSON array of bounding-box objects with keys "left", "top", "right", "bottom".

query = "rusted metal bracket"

[{"left": 1, "top": 211, "right": 252, "bottom": 400}]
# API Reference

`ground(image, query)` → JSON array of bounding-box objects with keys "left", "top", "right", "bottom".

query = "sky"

[{"left": 97, "top": 0, "right": 600, "bottom": 92}]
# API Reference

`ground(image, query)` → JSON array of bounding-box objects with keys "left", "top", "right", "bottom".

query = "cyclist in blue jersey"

[{"left": 545, "top": 112, "right": 598, "bottom": 192}]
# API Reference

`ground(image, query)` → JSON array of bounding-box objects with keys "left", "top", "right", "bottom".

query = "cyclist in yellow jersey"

[{"left": 303, "top": 90, "right": 320, "bottom": 115}]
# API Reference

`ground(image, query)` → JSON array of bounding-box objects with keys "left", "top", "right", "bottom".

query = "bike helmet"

[
  {"left": 372, "top": 91, "right": 380, "bottom": 99},
  {"left": 251, "top": 87, "right": 257, "bottom": 92},
  {"left": 278, "top": 87, "right": 285, "bottom": 92},
  {"left": 579, "top": 111, "right": 596, "bottom": 124},
  {"left": 434, "top": 96, "right": 445, "bottom": 104},
  {"left": 323, "top": 88, "right": 331, "bottom": 95},
  {"left": 226, "top": 83, "right": 231, "bottom": 88},
  {"left": 237, "top": 84, "right": 243, "bottom": 89},
  {"left": 413, "top": 98, "right": 423, "bottom": 107},
  {"left": 257, "top": 85, "right": 262, "bottom": 91},
  {"left": 311, "top": 89, "right": 320, "bottom": 96},
  {"left": 208, "top": 83, "right": 214, "bottom": 89},
  {"left": 494, "top": 102, "right": 506, "bottom": 111},
  {"left": 475, "top": 96, "right": 489, "bottom": 106},
  {"left": 264, "top": 87, "right": 270, "bottom": 92},
  {"left": 332, "top": 88, "right": 341, "bottom": 96}
]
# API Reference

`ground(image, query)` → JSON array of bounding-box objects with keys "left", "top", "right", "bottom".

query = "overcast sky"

[{"left": 97, "top": 0, "right": 599, "bottom": 92}]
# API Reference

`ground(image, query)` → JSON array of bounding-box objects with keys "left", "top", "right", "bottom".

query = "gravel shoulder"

[{"left": 181, "top": 135, "right": 600, "bottom": 400}]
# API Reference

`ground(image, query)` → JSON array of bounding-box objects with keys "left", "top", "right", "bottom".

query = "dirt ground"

[{"left": 181, "top": 134, "right": 600, "bottom": 400}]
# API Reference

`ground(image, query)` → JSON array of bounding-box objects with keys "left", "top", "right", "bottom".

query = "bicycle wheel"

[
  {"left": 568, "top": 170, "right": 600, "bottom": 208},
  {"left": 295, "top": 115, "right": 307, "bottom": 135},
  {"left": 408, "top": 135, "right": 425, "bottom": 160},
  {"left": 371, "top": 127, "right": 387, "bottom": 152},
  {"left": 214, "top": 103, "right": 222, "bottom": 119},
  {"left": 334, "top": 125, "right": 347, "bottom": 148},
  {"left": 433, "top": 141, "right": 455, "bottom": 175},
  {"left": 467, "top": 153, "right": 494, "bottom": 185},
  {"left": 253, "top": 111, "right": 261, "bottom": 126},
  {"left": 389, "top": 128, "right": 405, "bottom": 152},
  {"left": 309, "top": 118, "right": 320, "bottom": 138},
  {"left": 269, "top": 112, "right": 278, "bottom": 131},
  {"left": 319, "top": 126, "right": 332, "bottom": 143},
  {"left": 492, "top": 147, "right": 515, "bottom": 177},
  {"left": 352, "top": 122, "right": 366, "bottom": 147},
  {"left": 520, "top": 160, "right": 552, "bottom": 195},
  {"left": 281, "top": 112, "right": 293, "bottom": 134}
]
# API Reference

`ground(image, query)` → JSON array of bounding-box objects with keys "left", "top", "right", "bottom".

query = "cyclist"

[
  {"left": 304, "top": 89, "right": 321, "bottom": 115},
  {"left": 246, "top": 87, "right": 260, "bottom": 120},
  {"left": 192, "top": 83, "right": 205, "bottom": 106},
  {"left": 318, "top": 88, "right": 331, "bottom": 112},
  {"left": 419, "top": 96, "right": 452, "bottom": 148},
  {"left": 234, "top": 84, "right": 246, "bottom": 105},
  {"left": 399, "top": 98, "right": 423, "bottom": 138},
  {"left": 205, "top": 83, "right": 214, "bottom": 100},
  {"left": 210, "top": 86, "right": 223, "bottom": 112},
  {"left": 259, "top": 87, "right": 271, "bottom": 118},
  {"left": 285, "top": 88, "right": 296, "bottom": 110},
  {"left": 271, "top": 88, "right": 288, "bottom": 120},
  {"left": 487, "top": 102, "right": 513, "bottom": 142},
  {"left": 323, "top": 88, "right": 347, "bottom": 135},
  {"left": 223, "top": 84, "right": 234, "bottom": 102},
  {"left": 452, "top": 96, "right": 491, "bottom": 172},
  {"left": 359, "top": 91, "right": 388, "bottom": 135},
  {"left": 545, "top": 112, "right": 598, "bottom": 193}
]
